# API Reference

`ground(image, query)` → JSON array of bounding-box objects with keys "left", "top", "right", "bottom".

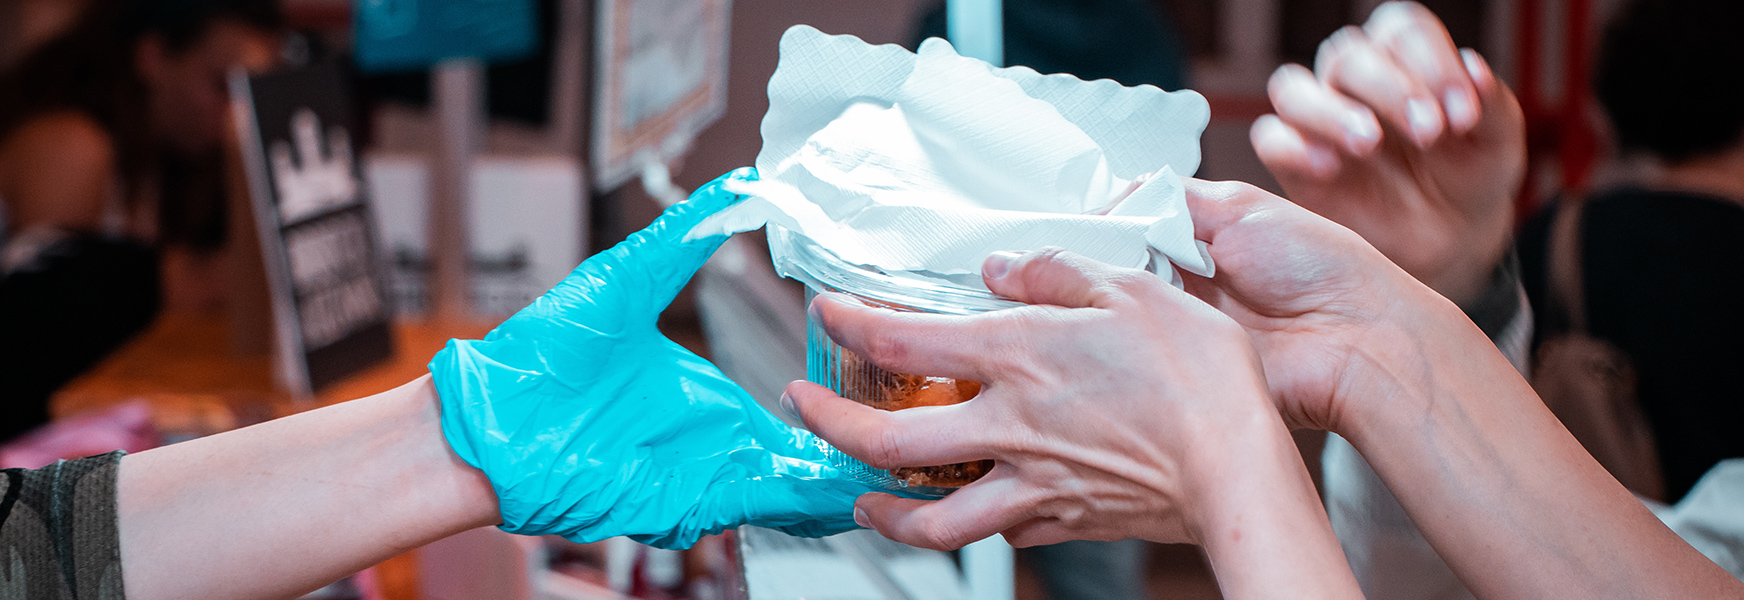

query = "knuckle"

[
  {"left": 1221, "top": 179, "right": 1272, "bottom": 202},
  {"left": 968, "top": 317, "right": 1026, "bottom": 374},
  {"left": 1019, "top": 246, "right": 1072, "bottom": 284},
  {"left": 860, "top": 330, "right": 912, "bottom": 371},
  {"left": 1102, "top": 271, "right": 1159, "bottom": 295},
  {"left": 1316, "top": 26, "right": 1364, "bottom": 70},
  {"left": 1002, "top": 530, "right": 1038, "bottom": 548},
  {"left": 916, "top": 516, "right": 973, "bottom": 551},
  {"left": 1203, "top": 179, "right": 1250, "bottom": 203},
  {"left": 987, "top": 418, "right": 1042, "bottom": 458},
  {"left": 1028, "top": 246, "right": 1072, "bottom": 268},
  {"left": 864, "top": 425, "right": 906, "bottom": 470}
]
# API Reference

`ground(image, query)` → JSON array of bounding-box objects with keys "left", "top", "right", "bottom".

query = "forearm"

[
  {"left": 1339, "top": 290, "right": 1741, "bottom": 598},
  {"left": 1191, "top": 407, "right": 1362, "bottom": 600},
  {"left": 118, "top": 375, "right": 500, "bottom": 600}
]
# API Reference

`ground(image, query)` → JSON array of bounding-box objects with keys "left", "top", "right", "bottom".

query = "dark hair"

[
  {"left": 0, "top": 0, "right": 282, "bottom": 245},
  {"left": 1594, "top": 0, "right": 1744, "bottom": 164}
]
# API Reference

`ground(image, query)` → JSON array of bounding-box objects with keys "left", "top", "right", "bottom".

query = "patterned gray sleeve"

[{"left": 0, "top": 451, "right": 127, "bottom": 600}]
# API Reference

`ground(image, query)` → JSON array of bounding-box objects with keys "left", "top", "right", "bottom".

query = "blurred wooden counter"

[
  {"left": 50, "top": 311, "right": 496, "bottom": 600},
  {"left": 54, "top": 313, "right": 493, "bottom": 417}
]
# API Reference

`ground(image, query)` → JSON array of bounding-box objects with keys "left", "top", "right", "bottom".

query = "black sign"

[{"left": 232, "top": 63, "right": 393, "bottom": 395}]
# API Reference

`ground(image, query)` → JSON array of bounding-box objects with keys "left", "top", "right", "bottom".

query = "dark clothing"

[
  {"left": 1519, "top": 188, "right": 1744, "bottom": 502},
  {"left": 911, "top": 0, "right": 1188, "bottom": 92},
  {"left": 0, "top": 237, "right": 159, "bottom": 442},
  {"left": 0, "top": 451, "right": 127, "bottom": 599}
]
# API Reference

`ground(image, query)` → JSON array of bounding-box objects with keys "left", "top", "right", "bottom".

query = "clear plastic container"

[{"left": 771, "top": 228, "right": 1024, "bottom": 497}]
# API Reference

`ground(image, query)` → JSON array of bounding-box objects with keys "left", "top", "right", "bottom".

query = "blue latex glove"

[{"left": 430, "top": 168, "right": 875, "bottom": 549}]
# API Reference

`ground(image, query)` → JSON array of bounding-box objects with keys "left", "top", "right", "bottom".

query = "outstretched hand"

[{"left": 430, "top": 168, "right": 878, "bottom": 549}]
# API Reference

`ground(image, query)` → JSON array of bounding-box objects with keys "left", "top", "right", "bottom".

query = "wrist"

[
  {"left": 1178, "top": 398, "right": 1306, "bottom": 544},
  {"left": 1181, "top": 400, "right": 1359, "bottom": 599},
  {"left": 1331, "top": 279, "right": 1518, "bottom": 443},
  {"left": 1419, "top": 212, "right": 1514, "bottom": 307},
  {"left": 392, "top": 376, "right": 501, "bottom": 532}
]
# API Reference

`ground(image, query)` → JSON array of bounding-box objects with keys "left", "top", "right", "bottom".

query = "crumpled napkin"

[{"left": 693, "top": 25, "right": 1214, "bottom": 282}]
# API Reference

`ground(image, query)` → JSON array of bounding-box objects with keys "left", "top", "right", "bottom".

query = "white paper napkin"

[{"left": 692, "top": 25, "right": 1214, "bottom": 280}]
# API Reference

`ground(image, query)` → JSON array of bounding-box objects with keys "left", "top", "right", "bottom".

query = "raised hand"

[{"left": 1251, "top": 1, "right": 1526, "bottom": 304}]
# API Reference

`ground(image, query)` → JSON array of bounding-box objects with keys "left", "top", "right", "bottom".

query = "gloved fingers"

[
  {"left": 853, "top": 471, "right": 1035, "bottom": 551},
  {"left": 544, "top": 167, "right": 758, "bottom": 322},
  {"left": 1266, "top": 63, "right": 1382, "bottom": 157},
  {"left": 648, "top": 167, "right": 760, "bottom": 247},
  {"left": 749, "top": 417, "right": 834, "bottom": 463},
  {"left": 808, "top": 292, "right": 1009, "bottom": 382},
  {"left": 784, "top": 381, "right": 1000, "bottom": 471},
  {"left": 769, "top": 515, "right": 863, "bottom": 539},
  {"left": 690, "top": 467, "right": 881, "bottom": 545}
]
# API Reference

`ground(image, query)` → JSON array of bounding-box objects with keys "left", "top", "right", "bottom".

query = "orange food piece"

[
  {"left": 839, "top": 350, "right": 991, "bottom": 488},
  {"left": 893, "top": 459, "right": 993, "bottom": 488}
]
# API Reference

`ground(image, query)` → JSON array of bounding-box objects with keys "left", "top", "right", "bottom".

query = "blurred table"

[
  {"left": 54, "top": 312, "right": 493, "bottom": 417},
  {"left": 51, "top": 311, "right": 496, "bottom": 600}
]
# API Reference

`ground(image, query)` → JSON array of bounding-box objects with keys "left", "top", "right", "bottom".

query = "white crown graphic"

[{"left": 272, "top": 108, "right": 360, "bottom": 224}]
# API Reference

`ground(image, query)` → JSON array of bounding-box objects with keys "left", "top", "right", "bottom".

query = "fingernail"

[
  {"left": 780, "top": 393, "right": 798, "bottom": 419},
  {"left": 1462, "top": 49, "right": 1491, "bottom": 84},
  {"left": 1342, "top": 112, "right": 1380, "bottom": 153},
  {"left": 1405, "top": 98, "right": 1444, "bottom": 146},
  {"left": 1443, "top": 90, "right": 1477, "bottom": 132},
  {"left": 810, "top": 292, "right": 858, "bottom": 318},
  {"left": 983, "top": 251, "right": 1021, "bottom": 280},
  {"left": 853, "top": 507, "right": 870, "bottom": 528}
]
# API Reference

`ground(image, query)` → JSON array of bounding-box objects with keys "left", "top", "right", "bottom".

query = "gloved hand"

[{"left": 430, "top": 168, "right": 876, "bottom": 549}]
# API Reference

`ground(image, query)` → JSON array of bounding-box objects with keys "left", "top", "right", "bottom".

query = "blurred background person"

[
  {"left": 1517, "top": 0, "right": 1744, "bottom": 506},
  {"left": 1252, "top": 1, "right": 1744, "bottom": 596},
  {"left": 0, "top": 0, "right": 285, "bottom": 443}
]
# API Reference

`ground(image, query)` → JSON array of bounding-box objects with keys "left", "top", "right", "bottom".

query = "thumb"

[
  {"left": 541, "top": 167, "right": 757, "bottom": 321},
  {"left": 690, "top": 464, "right": 878, "bottom": 545},
  {"left": 1177, "top": 177, "right": 1297, "bottom": 246},
  {"left": 980, "top": 248, "right": 1138, "bottom": 309}
]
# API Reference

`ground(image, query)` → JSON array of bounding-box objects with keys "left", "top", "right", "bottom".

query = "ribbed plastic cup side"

[{"left": 804, "top": 288, "right": 988, "bottom": 499}]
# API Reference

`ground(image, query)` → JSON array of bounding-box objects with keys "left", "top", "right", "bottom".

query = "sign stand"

[
  {"left": 230, "top": 63, "right": 396, "bottom": 400},
  {"left": 430, "top": 58, "right": 485, "bottom": 319}
]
